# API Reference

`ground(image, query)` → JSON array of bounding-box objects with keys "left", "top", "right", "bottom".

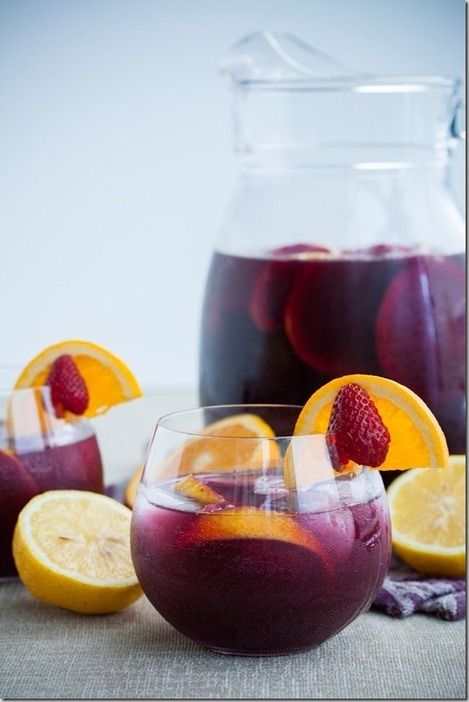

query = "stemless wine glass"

[
  {"left": 131, "top": 405, "right": 391, "bottom": 656},
  {"left": 0, "top": 387, "right": 104, "bottom": 577}
]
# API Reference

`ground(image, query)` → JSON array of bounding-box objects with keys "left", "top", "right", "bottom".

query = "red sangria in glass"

[
  {"left": 130, "top": 405, "right": 391, "bottom": 656},
  {"left": 0, "top": 387, "right": 103, "bottom": 577}
]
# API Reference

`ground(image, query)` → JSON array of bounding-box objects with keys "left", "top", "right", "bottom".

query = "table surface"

[{"left": 0, "top": 391, "right": 466, "bottom": 700}]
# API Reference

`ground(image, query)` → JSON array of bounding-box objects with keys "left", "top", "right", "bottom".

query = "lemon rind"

[{"left": 391, "top": 531, "right": 466, "bottom": 556}]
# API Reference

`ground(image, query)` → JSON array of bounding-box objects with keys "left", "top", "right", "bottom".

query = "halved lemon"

[
  {"left": 387, "top": 455, "right": 465, "bottom": 576},
  {"left": 294, "top": 374, "right": 448, "bottom": 470},
  {"left": 14, "top": 339, "right": 142, "bottom": 417},
  {"left": 13, "top": 490, "right": 143, "bottom": 614}
]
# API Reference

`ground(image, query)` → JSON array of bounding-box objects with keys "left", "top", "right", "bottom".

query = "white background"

[{"left": 0, "top": 0, "right": 465, "bottom": 392}]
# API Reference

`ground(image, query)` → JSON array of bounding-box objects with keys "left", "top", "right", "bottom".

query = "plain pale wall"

[{"left": 0, "top": 0, "right": 465, "bottom": 391}]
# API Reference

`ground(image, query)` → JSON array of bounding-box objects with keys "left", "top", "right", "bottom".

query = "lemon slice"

[
  {"left": 14, "top": 339, "right": 142, "bottom": 417},
  {"left": 13, "top": 490, "right": 142, "bottom": 613},
  {"left": 387, "top": 455, "right": 465, "bottom": 576},
  {"left": 294, "top": 374, "right": 448, "bottom": 470}
]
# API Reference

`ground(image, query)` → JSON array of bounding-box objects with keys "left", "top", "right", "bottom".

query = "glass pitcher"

[{"left": 199, "top": 31, "right": 466, "bottom": 455}]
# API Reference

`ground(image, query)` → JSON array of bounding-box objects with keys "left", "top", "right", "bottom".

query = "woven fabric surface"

[
  {"left": 0, "top": 580, "right": 465, "bottom": 700},
  {"left": 372, "top": 554, "right": 466, "bottom": 621}
]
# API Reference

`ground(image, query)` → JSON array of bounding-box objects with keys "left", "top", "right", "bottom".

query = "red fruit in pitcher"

[
  {"left": 47, "top": 355, "right": 89, "bottom": 416},
  {"left": 327, "top": 383, "right": 390, "bottom": 468},
  {"left": 250, "top": 261, "right": 298, "bottom": 333},
  {"left": 376, "top": 258, "right": 466, "bottom": 407},
  {"left": 250, "top": 245, "right": 330, "bottom": 333},
  {"left": 285, "top": 260, "right": 385, "bottom": 375}
]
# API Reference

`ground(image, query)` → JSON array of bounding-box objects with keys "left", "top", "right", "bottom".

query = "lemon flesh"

[
  {"left": 13, "top": 490, "right": 142, "bottom": 614},
  {"left": 387, "top": 456, "right": 465, "bottom": 576}
]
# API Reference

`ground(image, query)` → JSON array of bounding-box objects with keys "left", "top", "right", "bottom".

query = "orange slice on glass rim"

[
  {"left": 14, "top": 340, "right": 142, "bottom": 418},
  {"left": 294, "top": 374, "right": 449, "bottom": 471}
]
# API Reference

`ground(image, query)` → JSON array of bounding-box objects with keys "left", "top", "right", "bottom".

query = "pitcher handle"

[{"left": 450, "top": 100, "right": 466, "bottom": 141}]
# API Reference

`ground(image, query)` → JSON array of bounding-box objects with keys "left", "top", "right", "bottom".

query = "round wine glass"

[{"left": 131, "top": 404, "right": 391, "bottom": 656}]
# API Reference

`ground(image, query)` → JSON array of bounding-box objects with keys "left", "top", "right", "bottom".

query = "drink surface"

[
  {"left": 131, "top": 469, "right": 391, "bottom": 655},
  {"left": 199, "top": 248, "right": 466, "bottom": 455},
  {"left": 0, "top": 422, "right": 103, "bottom": 577}
]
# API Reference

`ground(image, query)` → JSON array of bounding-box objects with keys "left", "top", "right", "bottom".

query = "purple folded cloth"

[{"left": 372, "top": 555, "right": 466, "bottom": 621}]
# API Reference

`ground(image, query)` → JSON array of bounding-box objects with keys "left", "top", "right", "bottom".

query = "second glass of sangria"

[{"left": 0, "top": 386, "right": 103, "bottom": 577}]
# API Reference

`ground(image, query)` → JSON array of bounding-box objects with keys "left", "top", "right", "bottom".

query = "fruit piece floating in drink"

[
  {"left": 131, "top": 375, "right": 450, "bottom": 656},
  {"left": 0, "top": 340, "right": 142, "bottom": 577}
]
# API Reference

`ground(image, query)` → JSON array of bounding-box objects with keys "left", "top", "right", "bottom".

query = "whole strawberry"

[
  {"left": 47, "top": 355, "right": 89, "bottom": 416},
  {"left": 327, "top": 383, "right": 390, "bottom": 469}
]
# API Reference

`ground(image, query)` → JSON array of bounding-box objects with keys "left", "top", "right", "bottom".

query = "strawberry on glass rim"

[
  {"left": 293, "top": 374, "right": 449, "bottom": 474},
  {"left": 326, "top": 383, "right": 391, "bottom": 469},
  {"left": 14, "top": 339, "right": 142, "bottom": 418}
]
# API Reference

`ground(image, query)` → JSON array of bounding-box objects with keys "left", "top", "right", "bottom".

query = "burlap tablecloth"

[
  {"left": 0, "top": 579, "right": 465, "bottom": 699},
  {"left": 1, "top": 394, "right": 466, "bottom": 699}
]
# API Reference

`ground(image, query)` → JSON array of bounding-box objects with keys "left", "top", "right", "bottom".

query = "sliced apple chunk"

[{"left": 174, "top": 474, "right": 226, "bottom": 506}]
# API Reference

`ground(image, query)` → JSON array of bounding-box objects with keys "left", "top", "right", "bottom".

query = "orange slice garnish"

[
  {"left": 294, "top": 374, "right": 448, "bottom": 471},
  {"left": 14, "top": 340, "right": 142, "bottom": 418}
]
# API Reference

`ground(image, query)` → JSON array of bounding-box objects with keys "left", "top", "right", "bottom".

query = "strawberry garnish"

[
  {"left": 327, "top": 383, "right": 390, "bottom": 469},
  {"left": 47, "top": 355, "right": 89, "bottom": 416}
]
